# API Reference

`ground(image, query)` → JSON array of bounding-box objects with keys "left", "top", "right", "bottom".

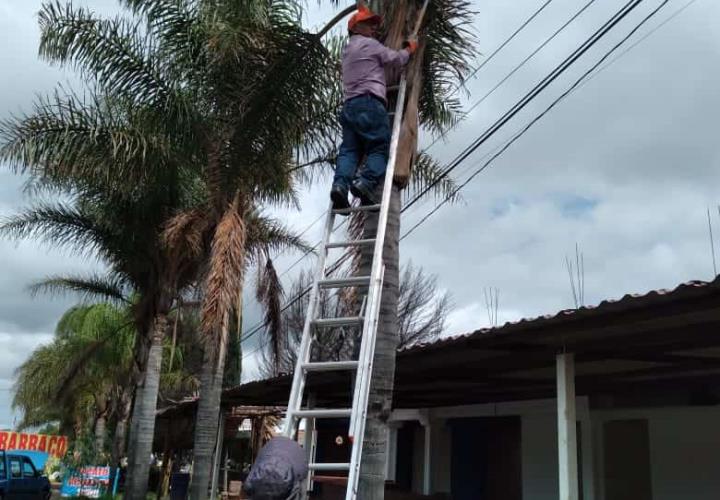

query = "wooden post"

[{"left": 557, "top": 353, "right": 579, "bottom": 500}]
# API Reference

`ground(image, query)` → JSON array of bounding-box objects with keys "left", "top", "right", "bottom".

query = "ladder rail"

[
  {"left": 282, "top": 205, "right": 336, "bottom": 436},
  {"left": 288, "top": 4, "right": 431, "bottom": 499},
  {"left": 345, "top": 71, "right": 410, "bottom": 500},
  {"left": 348, "top": 264, "right": 384, "bottom": 438}
]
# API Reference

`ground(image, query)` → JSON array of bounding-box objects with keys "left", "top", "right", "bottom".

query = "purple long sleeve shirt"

[{"left": 342, "top": 35, "right": 410, "bottom": 105}]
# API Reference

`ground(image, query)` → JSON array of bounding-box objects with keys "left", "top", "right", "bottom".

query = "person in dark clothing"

[{"left": 243, "top": 437, "right": 308, "bottom": 500}]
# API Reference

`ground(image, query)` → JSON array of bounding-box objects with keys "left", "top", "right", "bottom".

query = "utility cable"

[
  {"left": 424, "top": 0, "right": 599, "bottom": 154},
  {"left": 465, "top": 0, "right": 556, "bottom": 82},
  {"left": 402, "top": 0, "right": 674, "bottom": 239},
  {"left": 404, "top": 0, "right": 646, "bottom": 213},
  {"left": 240, "top": 0, "right": 647, "bottom": 347}
]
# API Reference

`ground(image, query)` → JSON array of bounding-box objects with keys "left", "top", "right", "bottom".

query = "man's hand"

[{"left": 403, "top": 39, "right": 419, "bottom": 55}]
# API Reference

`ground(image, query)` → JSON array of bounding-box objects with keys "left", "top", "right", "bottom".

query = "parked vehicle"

[{"left": 0, "top": 450, "right": 52, "bottom": 500}]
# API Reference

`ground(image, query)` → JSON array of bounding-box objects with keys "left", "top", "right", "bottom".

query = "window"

[
  {"left": 0, "top": 456, "right": 6, "bottom": 480},
  {"left": 22, "top": 457, "right": 37, "bottom": 478},
  {"left": 10, "top": 458, "right": 21, "bottom": 478}
]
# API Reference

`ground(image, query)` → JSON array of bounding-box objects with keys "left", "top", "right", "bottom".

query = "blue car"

[{"left": 0, "top": 450, "right": 51, "bottom": 500}]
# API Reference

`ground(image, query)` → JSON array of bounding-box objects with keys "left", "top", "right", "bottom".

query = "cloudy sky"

[{"left": 2, "top": 0, "right": 719, "bottom": 428}]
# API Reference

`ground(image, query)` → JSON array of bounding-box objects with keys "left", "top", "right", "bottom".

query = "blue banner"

[{"left": 60, "top": 466, "right": 116, "bottom": 498}]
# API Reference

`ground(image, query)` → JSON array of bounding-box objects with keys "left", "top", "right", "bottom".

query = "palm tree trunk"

[
  {"left": 94, "top": 410, "right": 107, "bottom": 461},
  {"left": 188, "top": 312, "right": 230, "bottom": 500},
  {"left": 125, "top": 313, "right": 169, "bottom": 500},
  {"left": 112, "top": 388, "right": 133, "bottom": 468},
  {"left": 357, "top": 186, "right": 401, "bottom": 499}
]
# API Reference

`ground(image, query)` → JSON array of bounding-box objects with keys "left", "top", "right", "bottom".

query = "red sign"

[{"left": 0, "top": 431, "right": 68, "bottom": 458}]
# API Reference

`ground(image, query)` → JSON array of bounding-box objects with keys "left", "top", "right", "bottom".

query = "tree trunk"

[
  {"left": 112, "top": 388, "right": 133, "bottom": 468},
  {"left": 188, "top": 312, "right": 230, "bottom": 500},
  {"left": 94, "top": 409, "right": 107, "bottom": 461},
  {"left": 357, "top": 186, "right": 401, "bottom": 499},
  {"left": 125, "top": 313, "right": 169, "bottom": 500}
]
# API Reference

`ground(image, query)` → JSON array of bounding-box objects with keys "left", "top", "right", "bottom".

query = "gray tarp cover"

[{"left": 244, "top": 436, "right": 309, "bottom": 499}]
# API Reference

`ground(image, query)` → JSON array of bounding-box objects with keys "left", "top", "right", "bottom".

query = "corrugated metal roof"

[
  {"left": 157, "top": 276, "right": 720, "bottom": 415},
  {"left": 400, "top": 277, "right": 720, "bottom": 354}
]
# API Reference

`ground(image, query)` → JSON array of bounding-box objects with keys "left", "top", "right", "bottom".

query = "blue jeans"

[{"left": 334, "top": 95, "right": 391, "bottom": 191}]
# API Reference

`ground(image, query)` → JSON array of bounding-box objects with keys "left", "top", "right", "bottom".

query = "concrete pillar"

[{"left": 557, "top": 353, "right": 579, "bottom": 500}]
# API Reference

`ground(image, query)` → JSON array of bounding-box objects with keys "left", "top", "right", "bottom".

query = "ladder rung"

[
  {"left": 318, "top": 276, "right": 370, "bottom": 289},
  {"left": 313, "top": 317, "right": 364, "bottom": 328},
  {"left": 309, "top": 463, "right": 351, "bottom": 471},
  {"left": 387, "top": 85, "right": 400, "bottom": 92},
  {"left": 326, "top": 238, "right": 376, "bottom": 249},
  {"left": 295, "top": 409, "right": 353, "bottom": 419},
  {"left": 333, "top": 204, "right": 381, "bottom": 215},
  {"left": 302, "top": 361, "right": 359, "bottom": 372}
]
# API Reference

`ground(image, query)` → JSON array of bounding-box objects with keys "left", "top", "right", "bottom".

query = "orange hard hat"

[{"left": 348, "top": 5, "right": 382, "bottom": 32}]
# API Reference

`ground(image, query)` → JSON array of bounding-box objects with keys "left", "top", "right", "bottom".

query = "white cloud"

[{"left": 3, "top": 0, "right": 720, "bottom": 417}]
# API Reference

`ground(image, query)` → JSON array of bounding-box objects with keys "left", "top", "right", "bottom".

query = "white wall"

[
  {"left": 522, "top": 414, "right": 559, "bottom": 500},
  {"left": 395, "top": 401, "right": 720, "bottom": 500},
  {"left": 593, "top": 406, "right": 720, "bottom": 500},
  {"left": 431, "top": 419, "right": 451, "bottom": 494}
]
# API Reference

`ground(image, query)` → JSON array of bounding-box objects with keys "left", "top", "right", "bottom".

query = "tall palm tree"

[
  {"left": 13, "top": 303, "right": 135, "bottom": 461},
  {"left": 0, "top": 178, "right": 199, "bottom": 484},
  {"left": 2, "top": 2, "right": 321, "bottom": 497},
  {"left": 318, "top": 1, "right": 476, "bottom": 497}
]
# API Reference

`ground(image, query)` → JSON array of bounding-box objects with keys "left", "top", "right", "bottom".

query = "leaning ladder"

[{"left": 282, "top": 3, "right": 429, "bottom": 499}]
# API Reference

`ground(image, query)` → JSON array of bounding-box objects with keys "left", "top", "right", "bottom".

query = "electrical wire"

[
  {"left": 244, "top": 0, "right": 685, "bottom": 356},
  {"left": 423, "top": 0, "right": 598, "bottom": 154},
  {"left": 404, "top": 0, "right": 646, "bottom": 213},
  {"left": 240, "top": 0, "right": 648, "bottom": 350},
  {"left": 402, "top": 0, "right": 675, "bottom": 239},
  {"left": 465, "top": 0, "right": 556, "bottom": 82}
]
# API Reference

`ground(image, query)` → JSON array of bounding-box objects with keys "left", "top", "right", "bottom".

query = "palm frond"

[
  {"left": 0, "top": 201, "right": 115, "bottom": 258},
  {"left": 405, "top": 151, "right": 463, "bottom": 204},
  {"left": 28, "top": 273, "right": 130, "bottom": 304},
  {"left": 419, "top": 0, "right": 477, "bottom": 133},
  {"left": 39, "top": 1, "right": 176, "bottom": 108},
  {"left": 255, "top": 257, "right": 284, "bottom": 363},
  {"left": 201, "top": 200, "right": 246, "bottom": 348},
  {"left": 0, "top": 89, "right": 175, "bottom": 186},
  {"left": 245, "top": 212, "right": 314, "bottom": 258},
  {"left": 162, "top": 207, "right": 210, "bottom": 261}
]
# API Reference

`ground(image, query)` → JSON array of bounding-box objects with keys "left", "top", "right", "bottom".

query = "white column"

[
  {"left": 557, "top": 353, "right": 579, "bottom": 500},
  {"left": 385, "top": 423, "right": 400, "bottom": 482}
]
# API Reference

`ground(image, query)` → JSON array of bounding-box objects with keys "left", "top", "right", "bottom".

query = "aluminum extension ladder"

[{"left": 282, "top": 4, "right": 429, "bottom": 500}]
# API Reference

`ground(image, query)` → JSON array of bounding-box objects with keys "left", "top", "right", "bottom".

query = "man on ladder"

[
  {"left": 245, "top": 2, "right": 423, "bottom": 499},
  {"left": 330, "top": 1, "right": 418, "bottom": 211}
]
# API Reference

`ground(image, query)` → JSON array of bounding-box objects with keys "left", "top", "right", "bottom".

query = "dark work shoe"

[
  {"left": 330, "top": 184, "right": 350, "bottom": 213},
  {"left": 350, "top": 179, "right": 379, "bottom": 206}
]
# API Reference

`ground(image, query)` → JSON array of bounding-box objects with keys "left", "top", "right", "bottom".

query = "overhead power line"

[
  {"left": 240, "top": 0, "right": 648, "bottom": 349},
  {"left": 463, "top": 0, "right": 599, "bottom": 119},
  {"left": 404, "top": 0, "right": 647, "bottom": 213},
  {"left": 466, "top": 0, "right": 556, "bottom": 82},
  {"left": 249, "top": 0, "right": 580, "bottom": 301},
  {"left": 244, "top": 0, "right": 688, "bottom": 354},
  {"left": 402, "top": 0, "right": 675, "bottom": 239}
]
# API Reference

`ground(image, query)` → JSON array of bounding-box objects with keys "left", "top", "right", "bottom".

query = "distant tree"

[{"left": 261, "top": 261, "right": 452, "bottom": 376}]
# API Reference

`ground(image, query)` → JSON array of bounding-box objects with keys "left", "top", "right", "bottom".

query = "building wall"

[
  {"left": 521, "top": 414, "right": 559, "bottom": 500},
  {"left": 430, "top": 419, "right": 451, "bottom": 494},
  {"left": 393, "top": 400, "right": 720, "bottom": 500},
  {"left": 592, "top": 406, "right": 720, "bottom": 500}
]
